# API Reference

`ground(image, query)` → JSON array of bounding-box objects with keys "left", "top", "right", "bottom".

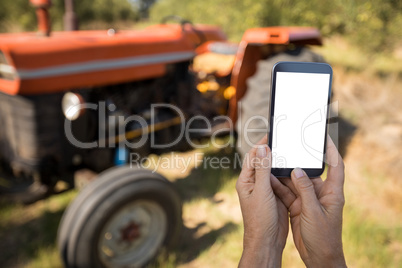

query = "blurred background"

[{"left": 0, "top": 0, "right": 401, "bottom": 267}]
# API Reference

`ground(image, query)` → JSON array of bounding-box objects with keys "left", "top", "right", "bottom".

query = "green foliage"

[
  {"left": 0, "top": 0, "right": 139, "bottom": 32},
  {"left": 150, "top": 0, "right": 402, "bottom": 52},
  {"left": 1, "top": 0, "right": 400, "bottom": 52},
  {"left": 0, "top": 0, "right": 37, "bottom": 32},
  {"left": 129, "top": 0, "right": 157, "bottom": 18},
  {"left": 150, "top": 0, "right": 267, "bottom": 41}
]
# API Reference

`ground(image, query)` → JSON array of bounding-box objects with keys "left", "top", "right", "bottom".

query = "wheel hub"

[
  {"left": 98, "top": 200, "right": 167, "bottom": 268},
  {"left": 120, "top": 221, "right": 141, "bottom": 242}
]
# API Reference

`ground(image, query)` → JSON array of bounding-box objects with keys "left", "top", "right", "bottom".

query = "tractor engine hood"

[{"left": 0, "top": 24, "right": 226, "bottom": 95}]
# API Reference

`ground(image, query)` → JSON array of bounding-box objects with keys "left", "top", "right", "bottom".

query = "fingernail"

[
  {"left": 256, "top": 146, "right": 267, "bottom": 158},
  {"left": 294, "top": 168, "right": 305, "bottom": 178}
]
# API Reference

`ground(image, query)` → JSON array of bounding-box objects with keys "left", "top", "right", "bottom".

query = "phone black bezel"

[{"left": 268, "top": 61, "right": 333, "bottom": 178}]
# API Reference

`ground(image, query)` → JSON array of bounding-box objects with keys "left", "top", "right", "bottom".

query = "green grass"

[
  {"left": 0, "top": 190, "right": 77, "bottom": 268},
  {"left": 24, "top": 247, "right": 62, "bottom": 268},
  {"left": 343, "top": 206, "right": 402, "bottom": 267}
]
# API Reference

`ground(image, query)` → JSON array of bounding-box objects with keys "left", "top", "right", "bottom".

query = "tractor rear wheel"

[{"left": 57, "top": 166, "right": 182, "bottom": 268}]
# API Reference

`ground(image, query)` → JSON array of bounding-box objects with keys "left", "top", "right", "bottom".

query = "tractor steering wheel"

[
  {"left": 160, "top": 15, "right": 193, "bottom": 27},
  {"left": 160, "top": 15, "right": 206, "bottom": 46}
]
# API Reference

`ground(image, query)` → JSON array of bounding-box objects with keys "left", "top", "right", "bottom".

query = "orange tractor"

[{"left": 0, "top": 1, "right": 325, "bottom": 267}]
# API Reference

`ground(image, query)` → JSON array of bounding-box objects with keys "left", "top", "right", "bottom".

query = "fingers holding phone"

[{"left": 273, "top": 136, "right": 346, "bottom": 267}]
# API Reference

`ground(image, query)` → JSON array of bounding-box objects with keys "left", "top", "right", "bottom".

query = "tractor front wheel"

[{"left": 57, "top": 166, "right": 182, "bottom": 268}]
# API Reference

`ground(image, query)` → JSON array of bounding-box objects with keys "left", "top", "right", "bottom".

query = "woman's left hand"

[{"left": 236, "top": 135, "right": 288, "bottom": 268}]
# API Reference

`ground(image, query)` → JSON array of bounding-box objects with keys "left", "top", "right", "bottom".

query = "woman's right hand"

[{"left": 271, "top": 137, "right": 347, "bottom": 267}]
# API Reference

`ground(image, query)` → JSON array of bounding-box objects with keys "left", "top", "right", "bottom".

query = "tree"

[{"left": 0, "top": 0, "right": 139, "bottom": 32}]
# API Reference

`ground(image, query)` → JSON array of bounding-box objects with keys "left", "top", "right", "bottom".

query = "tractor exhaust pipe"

[
  {"left": 30, "top": 0, "right": 52, "bottom": 36},
  {"left": 64, "top": 0, "right": 78, "bottom": 31}
]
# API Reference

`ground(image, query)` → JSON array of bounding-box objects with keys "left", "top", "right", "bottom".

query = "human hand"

[
  {"left": 271, "top": 136, "right": 347, "bottom": 267},
  {"left": 236, "top": 135, "right": 289, "bottom": 268}
]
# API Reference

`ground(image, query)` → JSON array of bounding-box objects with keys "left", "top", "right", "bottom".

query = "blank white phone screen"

[{"left": 272, "top": 72, "right": 330, "bottom": 169}]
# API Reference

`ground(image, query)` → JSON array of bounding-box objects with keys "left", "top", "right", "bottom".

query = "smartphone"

[{"left": 268, "top": 61, "right": 332, "bottom": 178}]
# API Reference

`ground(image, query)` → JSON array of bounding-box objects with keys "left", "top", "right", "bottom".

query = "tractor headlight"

[
  {"left": 0, "top": 51, "right": 16, "bottom": 80},
  {"left": 62, "top": 92, "right": 85, "bottom": 121}
]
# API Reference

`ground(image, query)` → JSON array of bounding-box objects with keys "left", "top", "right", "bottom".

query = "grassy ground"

[
  {"left": 0, "top": 190, "right": 76, "bottom": 268},
  {"left": 314, "top": 36, "right": 402, "bottom": 76},
  {"left": 1, "top": 38, "right": 402, "bottom": 267}
]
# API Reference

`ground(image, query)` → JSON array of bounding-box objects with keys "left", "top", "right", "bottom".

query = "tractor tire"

[
  {"left": 57, "top": 166, "right": 182, "bottom": 268},
  {"left": 236, "top": 47, "right": 326, "bottom": 158}
]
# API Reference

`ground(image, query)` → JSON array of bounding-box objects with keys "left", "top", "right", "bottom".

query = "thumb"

[
  {"left": 291, "top": 168, "right": 321, "bottom": 212},
  {"left": 254, "top": 145, "right": 272, "bottom": 191}
]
